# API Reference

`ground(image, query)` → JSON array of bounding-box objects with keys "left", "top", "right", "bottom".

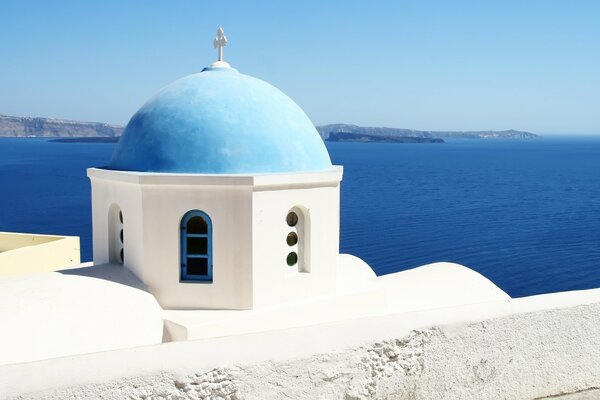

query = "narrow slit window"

[{"left": 180, "top": 210, "right": 213, "bottom": 282}]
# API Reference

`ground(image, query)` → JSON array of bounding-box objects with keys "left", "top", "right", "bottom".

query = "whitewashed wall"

[
  {"left": 251, "top": 173, "right": 341, "bottom": 308},
  {"left": 3, "top": 289, "right": 600, "bottom": 399},
  {"left": 88, "top": 167, "right": 343, "bottom": 310}
]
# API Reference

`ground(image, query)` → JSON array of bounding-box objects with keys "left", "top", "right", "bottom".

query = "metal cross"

[{"left": 213, "top": 27, "right": 228, "bottom": 62}]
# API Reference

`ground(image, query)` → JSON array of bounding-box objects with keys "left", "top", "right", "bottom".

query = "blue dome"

[{"left": 109, "top": 67, "right": 332, "bottom": 174}]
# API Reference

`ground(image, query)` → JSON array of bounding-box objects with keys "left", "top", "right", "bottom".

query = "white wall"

[
  {"left": 140, "top": 183, "right": 254, "bottom": 309},
  {"left": 251, "top": 172, "right": 341, "bottom": 308},
  {"left": 89, "top": 168, "right": 254, "bottom": 310},
  {"left": 3, "top": 288, "right": 600, "bottom": 399},
  {"left": 89, "top": 175, "right": 144, "bottom": 279},
  {"left": 161, "top": 261, "right": 508, "bottom": 342},
  {"left": 0, "top": 267, "right": 163, "bottom": 367},
  {"left": 88, "top": 168, "right": 342, "bottom": 310}
]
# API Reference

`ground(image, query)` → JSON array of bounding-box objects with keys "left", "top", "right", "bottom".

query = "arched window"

[
  {"left": 285, "top": 207, "right": 310, "bottom": 273},
  {"left": 108, "top": 204, "right": 124, "bottom": 264},
  {"left": 180, "top": 210, "right": 213, "bottom": 282}
]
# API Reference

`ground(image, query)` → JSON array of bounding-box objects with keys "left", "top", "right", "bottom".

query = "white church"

[
  {"left": 2, "top": 29, "right": 598, "bottom": 400},
  {"left": 90, "top": 39, "right": 344, "bottom": 310}
]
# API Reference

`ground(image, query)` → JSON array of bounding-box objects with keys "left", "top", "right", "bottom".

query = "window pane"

[
  {"left": 286, "top": 232, "right": 298, "bottom": 246},
  {"left": 187, "top": 237, "right": 208, "bottom": 255},
  {"left": 187, "top": 257, "right": 208, "bottom": 276},
  {"left": 187, "top": 216, "right": 207, "bottom": 234},
  {"left": 287, "top": 252, "right": 298, "bottom": 266},
  {"left": 286, "top": 212, "right": 298, "bottom": 227}
]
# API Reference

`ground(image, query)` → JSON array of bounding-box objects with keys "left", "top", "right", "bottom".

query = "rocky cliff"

[
  {"left": 0, "top": 115, "right": 123, "bottom": 138},
  {"left": 0, "top": 114, "right": 537, "bottom": 141}
]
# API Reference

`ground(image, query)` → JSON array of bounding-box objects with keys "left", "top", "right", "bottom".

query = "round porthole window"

[
  {"left": 287, "top": 252, "right": 298, "bottom": 266},
  {"left": 119, "top": 229, "right": 124, "bottom": 244},
  {"left": 286, "top": 211, "right": 298, "bottom": 227},
  {"left": 286, "top": 232, "right": 298, "bottom": 246},
  {"left": 120, "top": 248, "right": 124, "bottom": 263},
  {"left": 119, "top": 210, "right": 123, "bottom": 224}
]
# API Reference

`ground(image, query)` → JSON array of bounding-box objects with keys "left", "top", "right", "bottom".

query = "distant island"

[
  {"left": 48, "top": 137, "right": 120, "bottom": 143},
  {"left": 0, "top": 114, "right": 123, "bottom": 138},
  {"left": 326, "top": 132, "right": 444, "bottom": 143},
  {"left": 0, "top": 114, "right": 537, "bottom": 142},
  {"left": 316, "top": 124, "right": 537, "bottom": 141}
]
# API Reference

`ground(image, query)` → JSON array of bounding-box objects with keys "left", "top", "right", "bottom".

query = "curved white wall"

[{"left": 0, "top": 268, "right": 163, "bottom": 366}]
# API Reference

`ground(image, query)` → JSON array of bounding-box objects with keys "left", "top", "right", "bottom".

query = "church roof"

[{"left": 108, "top": 65, "right": 332, "bottom": 174}]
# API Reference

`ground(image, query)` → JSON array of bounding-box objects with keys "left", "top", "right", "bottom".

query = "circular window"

[
  {"left": 119, "top": 229, "right": 124, "bottom": 244},
  {"left": 286, "top": 232, "right": 298, "bottom": 246},
  {"left": 119, "top": 210, "right": 123, "bottom": 224},
  {"left": 120, "top": 248, "right": 124, "bottom": 263},
  {"left": 286, "top": 211, "right": 298, "bottom": 227},
  {"left": 286, "top": 252, "right": 298, "bottom": 266}
]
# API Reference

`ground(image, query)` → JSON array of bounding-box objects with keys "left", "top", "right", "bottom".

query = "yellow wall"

[{"left": 0, "top": 232, "right": 81, "bottom": 277}]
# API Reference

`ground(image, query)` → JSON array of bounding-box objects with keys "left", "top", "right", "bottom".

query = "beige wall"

[{"left": 0, "top": 232, "right": 80, "bottom": 277}]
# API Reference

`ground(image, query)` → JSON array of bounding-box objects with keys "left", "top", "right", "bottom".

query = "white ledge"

[{"left": 87, "top": 166, "right": 343, "bottom": 189}]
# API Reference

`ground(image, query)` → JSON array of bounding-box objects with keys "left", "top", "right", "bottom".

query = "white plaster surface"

[
  {"left": 163, "top": 260, "right": 510, "bottom": 341},
  {"left": 88, "top": 167, "right": 343, "bottom": 310},
  {"left": 0, "top": 265, "right": 163, "bottom": 366},
  {"left": 3, "top": 296, "right": 600, "bottom": 399}
]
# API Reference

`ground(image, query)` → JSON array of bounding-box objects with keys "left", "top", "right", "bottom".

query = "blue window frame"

[{"left": 180, "top": 210, "right": 213, "bottom": 282}]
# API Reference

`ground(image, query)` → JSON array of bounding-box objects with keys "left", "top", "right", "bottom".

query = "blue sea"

[{"left": 1, "top": 137, "right": 599, "bottom": 298}]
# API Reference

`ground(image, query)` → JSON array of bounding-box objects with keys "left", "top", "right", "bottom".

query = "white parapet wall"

[
  {"left": 0, "top": 232, "right": 80, "bottom": 277},
  {"left": 0, "top": 265, "right": 164, "bottom": 367},
  {"left": 2, "top": 287, "right": 600, "bottom": 399}
]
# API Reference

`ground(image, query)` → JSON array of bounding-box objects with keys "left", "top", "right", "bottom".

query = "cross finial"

[{"left": 213, "top": 27, "right": 228, "bottom": 62}]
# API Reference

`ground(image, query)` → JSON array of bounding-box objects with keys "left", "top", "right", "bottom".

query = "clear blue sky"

[{"left": 1, "top": 0, "right": 598, "bottom": 134}]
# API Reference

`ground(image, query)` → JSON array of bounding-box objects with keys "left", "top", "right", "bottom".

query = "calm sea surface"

[{"left": 1, "top": 137, "right": 599, "bottom": 297}]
